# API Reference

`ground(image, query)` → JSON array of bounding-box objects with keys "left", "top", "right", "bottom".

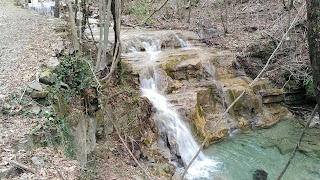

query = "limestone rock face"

[
  {"left": 121, "top": 31, "right": 292, "bottom": 146},
  {"left": 260, "top": 89, "right": 285, "bottom": 104},
  {"left": 65, "top": 110, "right": 96, "bottom": 163}
]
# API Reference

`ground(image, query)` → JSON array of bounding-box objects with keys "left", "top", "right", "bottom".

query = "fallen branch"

[
  {"left": 181, "top": 3, "right": 306, "bottom": 179},
  {"left": 5, "top": 159, "right": 36, "bottom": 174},
  {"left": 277, "top": 104, "right": 318, "bottom": 180},
  {"left": 105, "top": 111, "right": 151, "bottom": 180}
]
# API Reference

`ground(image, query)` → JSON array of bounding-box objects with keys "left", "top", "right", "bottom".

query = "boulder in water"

[{"left": 253, "top": 169, "right": 268, "bottom": 180}]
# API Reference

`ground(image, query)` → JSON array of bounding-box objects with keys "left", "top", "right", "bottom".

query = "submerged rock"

[{"left": 253, "top": 169, "right": 268, "bottom": 180}]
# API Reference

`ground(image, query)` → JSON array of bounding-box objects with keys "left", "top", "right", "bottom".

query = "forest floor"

[
  {"left": 0, "top": 1, "right": 163, "bottom": 179},
  {"left": 0, "top": 0, "right": 80, "bottom": 179}
]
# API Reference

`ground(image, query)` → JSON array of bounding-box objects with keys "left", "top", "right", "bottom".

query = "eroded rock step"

[{"left": 121, "top": 31, "right": 293, "bottom": 145}]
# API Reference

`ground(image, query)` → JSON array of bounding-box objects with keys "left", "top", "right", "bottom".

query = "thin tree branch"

[
  {"left": 277, "top": 104, "right": 318, "bottom": 180},
  {"left": 143, "top": 0, "right": 170, "bottom": 25},
  {"left": 105, "top": 111, "right": 151, "bottom": 179},
  {"left": 181, "top": 3, "right": 306, "bottom": 178},
  {"left": 181, "top": 135, "right": 209, "bottom": 179}
]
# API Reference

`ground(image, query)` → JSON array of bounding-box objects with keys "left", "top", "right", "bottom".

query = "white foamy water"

[
  {"left": 137, "top": 35, "right": 219, "bottom": 179},
  {"left": 141, "top": 78, "right": 219, "bottom": 179},
  {"left": 175, "top": 34, "right": 193, "bottom": 49},
  {"left": 142, "top": 40, "right": 161, "bottom": 60}
]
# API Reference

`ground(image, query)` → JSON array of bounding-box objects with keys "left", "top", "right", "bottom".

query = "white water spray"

[
  {"left": 141, "top": 77, "right": 219, "bottom": 179},
  {"left": 138, "top": 35, "right": 219, "bottom": 179},
  {"left": 175, "top": 34, "right": 193, "bottom": 49}
]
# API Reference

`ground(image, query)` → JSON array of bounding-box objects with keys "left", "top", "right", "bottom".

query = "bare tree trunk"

[
  {"left": 74, "top": 0, "right": 78, "bottom": 24},
  {"left": 187, "top": 0, "right": 191, "bottom": 23},
  {"left": 221, "top": 0, "right": 228, "bottom": 36},
  {"left": 81, "top": 0, "right": 87, "bottom": 35},
  {"left": 96, "top": 0, "right": 104, "bottom": 71},
  {"left": 54, "top": 0, "right": 60, "bottom": 18},
  {"left": 111, "top": 0, "right": 121, "bottom": 57},
  {"left": 95, "top": 0, "right": 112, "bottom": 72},
  {"left": 102, "top": 0, "right": 112, "bottom": 65},
  {"left": 307, "top": 0, "right": 320, "bottom": 115},
  {"left": 66, "top": 0, "right": 80, "bottom": 51}
]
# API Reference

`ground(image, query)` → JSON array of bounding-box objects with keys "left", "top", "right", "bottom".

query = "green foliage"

[
  {"left": 37, "top": 109, "right": 75, "bottom": 158},
  {"left": 303, "top": 76, "right": 314, "bottom": 96},
  {"left": 54, "top": 53, "right": 97, "bottom": 96}
]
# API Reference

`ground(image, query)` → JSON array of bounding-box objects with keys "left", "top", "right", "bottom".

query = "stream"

[{"left": 204, "top": 120, "right": 320, "bottom": 180}]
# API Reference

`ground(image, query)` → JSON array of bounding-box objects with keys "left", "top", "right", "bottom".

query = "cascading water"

[
  {"left": 175, "top": 34, "right": 193, "bottom": 49},
  {"left": 138, "top": 38, "right": 219, "bottom": 179}
]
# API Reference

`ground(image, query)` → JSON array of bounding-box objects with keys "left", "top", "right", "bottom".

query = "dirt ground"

[{"left": 0, "top": 1, "right": 159, "bottom": 179}]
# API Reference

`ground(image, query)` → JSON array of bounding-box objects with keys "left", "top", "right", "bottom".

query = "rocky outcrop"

[
  {"left": 283, "top": 80, "right": 307, "bottom": 105},
  {"left": 122, "top": 38, "right": 293, "bottom": 145}
]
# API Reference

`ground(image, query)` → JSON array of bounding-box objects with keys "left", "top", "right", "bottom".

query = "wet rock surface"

[{"left": 121, "top": 30, "right": 293, "bottom": 146}]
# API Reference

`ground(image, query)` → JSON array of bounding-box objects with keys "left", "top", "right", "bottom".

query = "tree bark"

[
  {"left": 307, "top": 0, "right": 320, "bottom": 115},
  {"left": 111, "top": 0, "right": 121, "bottom": 58},
  {"left": 103, "top": 0, "right": 112, "bottom": 65},
  {"left": 66, "top": 0, "right": 80, "bottom": 51},
  {"left": 95, "top": 0, "right": 104, "bottom": 71},
  {"left": 54, "top": 0, "right": 60, "bottom": 18}
]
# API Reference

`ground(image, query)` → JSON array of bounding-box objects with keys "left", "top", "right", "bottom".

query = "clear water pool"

[{"left": 203, "top": 120, "right": 320, "bottom": 180}]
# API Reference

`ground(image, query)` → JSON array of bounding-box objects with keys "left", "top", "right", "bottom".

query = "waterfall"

[
  {"left": 138, "top": 36, "right": 219, "bottom": 179},
  {"left": 175, "top": 34, "right": 193, "bottom": 49}
]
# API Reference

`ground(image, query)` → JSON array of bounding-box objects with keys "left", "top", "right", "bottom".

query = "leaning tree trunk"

[{"left": 307, "top": 0, "right": 320, "bottom": 114}]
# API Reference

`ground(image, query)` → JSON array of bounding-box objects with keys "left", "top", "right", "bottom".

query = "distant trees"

[
  {"left": 307, "top": 0, "right": 320, "bottom": 114},
  {"left": 63, "top": 0, "right": 121, "bottom": 80}
]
